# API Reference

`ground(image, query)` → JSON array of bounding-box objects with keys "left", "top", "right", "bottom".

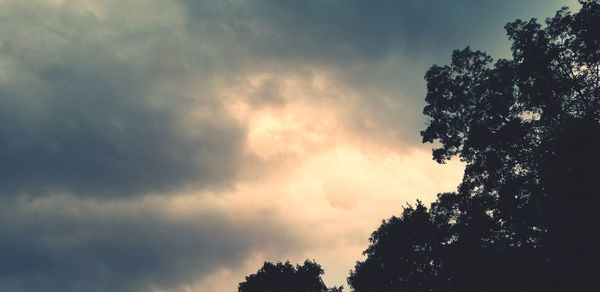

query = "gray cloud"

[
  {"left": 180, "top": 0, "right": 576, "bottom": 147},
  {"left": 180, "top": 0, "right": 575, "bottom": 61},
  {"left": 0, "top": 0, "right": 576, "bottom": 198},
  {"left": 0, "top": 0, "right": 246, "bottom": 198},
  {"left": 0, "top": 195, "right": 299, "bottom": 292}
]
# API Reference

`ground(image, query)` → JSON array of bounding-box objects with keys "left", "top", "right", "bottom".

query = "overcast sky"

[{"left": 0, "top": 0, "right": 577, "bottom": 291}]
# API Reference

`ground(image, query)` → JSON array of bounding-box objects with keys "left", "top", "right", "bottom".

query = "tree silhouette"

[
  {"left": 238, "top": 260, "right": 343, "bottom": 292},
  {"left": 348, "top": 201, "right": 449, "bottom": 292},
  {"left": 350, "top": 1, "right": 600, "bottom": 291}
]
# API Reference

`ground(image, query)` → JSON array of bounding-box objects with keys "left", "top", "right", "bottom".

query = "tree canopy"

[
  {"left": 350, "top": 0, "right": 600, "bottom": 291},
  {"left": 238, "top": 260, "right": 343, "bottom": 292}
]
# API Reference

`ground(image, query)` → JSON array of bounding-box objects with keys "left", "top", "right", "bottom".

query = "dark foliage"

[
  {"left": 348, "top": 202, "right": 449, "bottom": 292},
  {"left": 350, "top": 1, "right": 600, "bottom": 291},
  {"left": 238, "top": 260, "right": 343, "bottom": 292}
]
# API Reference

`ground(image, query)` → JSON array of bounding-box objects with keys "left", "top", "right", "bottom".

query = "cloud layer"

[
  {"left": 0, "top": 0, "right": 577, "bottom": 290},
  {"left": 0, "top": 195, "right": 301, "bottom": 291},
  {"left": 0, "top": 0, "right": 249, "bottom": 198}
]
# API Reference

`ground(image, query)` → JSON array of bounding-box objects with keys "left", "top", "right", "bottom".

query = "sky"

[{"left": 0, "top": 0, "right": 578, "bottom": 291}]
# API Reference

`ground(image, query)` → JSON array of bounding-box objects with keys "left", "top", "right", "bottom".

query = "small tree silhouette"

[{"left": 238, "top": 260, "right": 343, "bottom": 292}]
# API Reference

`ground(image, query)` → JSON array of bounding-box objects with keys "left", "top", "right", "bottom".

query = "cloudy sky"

[{"left": 0, "top": 0, "right": 577, "bottom": 291}]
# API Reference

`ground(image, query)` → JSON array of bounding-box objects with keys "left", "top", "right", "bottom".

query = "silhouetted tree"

[
  {"left": 350, "top": 1, "right": 600, "bottom": 291},
  {"left": 348, "top": 201, "right": 450, "bottom": 292},
  {"left": 239, "top": 260, "right": 343, "bottom": 292}
]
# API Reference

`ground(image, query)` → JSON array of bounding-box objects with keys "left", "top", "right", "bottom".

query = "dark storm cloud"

[
  {"left": 0, "top": 0, "right": 576, "bottom": 198},
  {"left": 0, "top": 196, "right": 299, "bottom": 292},
  {"left": 0, "top": 1, "right": 245, "bottom": 198},
  {"left": 180, "top": 0, "right": 574, "bottom": 62},
  {"left": 180, "top": 0, "right": 575, "bottom": 147}
]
